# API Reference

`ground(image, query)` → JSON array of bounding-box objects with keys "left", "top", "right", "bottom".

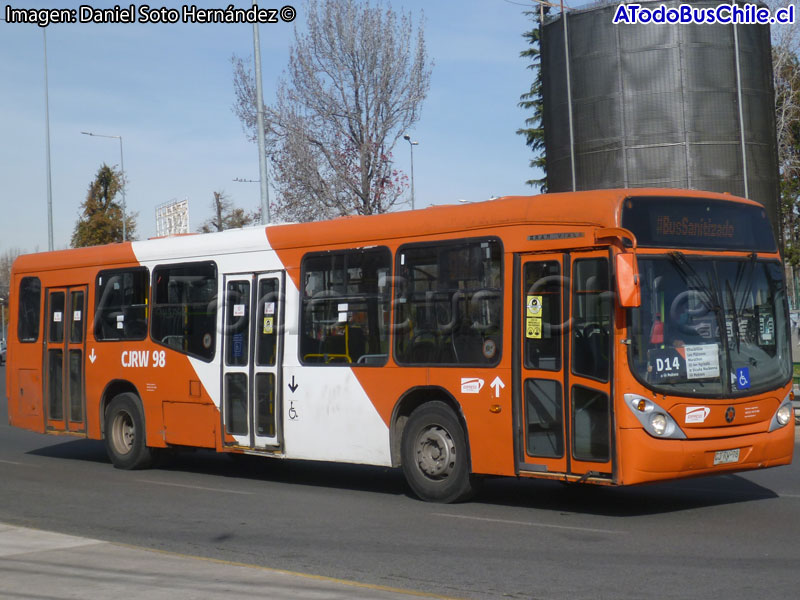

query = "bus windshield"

[{"left": 628, "top": 255, "right": 790, "bottom": 396}]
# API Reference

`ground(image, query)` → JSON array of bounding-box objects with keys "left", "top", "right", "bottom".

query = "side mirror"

[{"left": 616, "top": 253, "right": 641, "bottom": 308}]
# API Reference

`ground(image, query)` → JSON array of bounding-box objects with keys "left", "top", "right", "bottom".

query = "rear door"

[
  {"left": 44, "top": 286, "right": 87, "bottom": 433},
  {"left": 221, "top": 271, "right": 284, "bottom": 449}
]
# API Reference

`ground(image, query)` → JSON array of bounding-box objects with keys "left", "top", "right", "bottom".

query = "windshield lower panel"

[{"left": 628, "top": 256, "right": 790, "bottom": 397}]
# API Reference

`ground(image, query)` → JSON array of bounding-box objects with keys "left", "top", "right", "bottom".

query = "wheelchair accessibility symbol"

[{"left": 736, "top": 367, "right": 750, "bottom": 390}]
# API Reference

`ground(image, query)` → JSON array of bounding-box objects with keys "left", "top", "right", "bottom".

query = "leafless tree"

[
  {"left": 198, "top": 191, "right": 259, "bottom": 233},
  {"left": 233, "top": 0, "right": 431, "bottom": 222},
  {"left": 765, "top": 1, "right": 800, "bottom": 301},
  {"left": 768, "top": 1, "right": 800, "bottom": 183}
]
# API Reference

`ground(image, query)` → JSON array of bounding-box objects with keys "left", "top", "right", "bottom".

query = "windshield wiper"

[
  {"left": 667, "top": 252, "right": 720, "bottom": 314},
  {"left": 726, "top": 280, "right": 741, "bottom": 353}
]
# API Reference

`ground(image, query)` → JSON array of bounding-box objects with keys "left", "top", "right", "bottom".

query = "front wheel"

[
  {"left": 104, "top": 393, "right": 154, "bottom": 470},
  {"left": 401, "top": 401, "right": 476, "bottom": 503}
]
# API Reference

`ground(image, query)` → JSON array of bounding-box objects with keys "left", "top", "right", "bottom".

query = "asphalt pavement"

[{"left": 0, "top": 522, "right": 457, "bottom": 600}]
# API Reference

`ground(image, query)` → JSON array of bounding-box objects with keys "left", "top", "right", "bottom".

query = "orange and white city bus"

[{"left": 5, "top": 189, "right": 795, "bottom": 502}]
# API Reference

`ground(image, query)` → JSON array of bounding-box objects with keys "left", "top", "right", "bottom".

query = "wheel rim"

[
  {"left": 111, "top": 411, "right": 135, "bottom": 455},
  {"left": 415, "top": 425, "right": 456, "bottom": 480}
]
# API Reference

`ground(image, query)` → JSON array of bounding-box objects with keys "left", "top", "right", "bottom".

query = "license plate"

[{"left": 714, "top": 448, "right": 740, "bottom": 465}]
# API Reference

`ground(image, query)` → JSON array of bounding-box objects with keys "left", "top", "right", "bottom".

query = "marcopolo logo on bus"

[{"left": 461, "top": 378, "right": 485, "bottom": 394}]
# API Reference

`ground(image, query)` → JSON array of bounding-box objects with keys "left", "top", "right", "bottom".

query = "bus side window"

[
  {"left": 300, "top": 248, "right": 391, "bottom": 366},
  {"left": 394, "top": 238, "right": 503, "bottom": 366},
  {"left": 151, "top": 262, "right": 217, "bottom": 361},
  {"left": 94, "top": 268, "right": 149, "bottom": 341},
  {"left": 18, "top": 276, "right": 41, "bottom": 342}
]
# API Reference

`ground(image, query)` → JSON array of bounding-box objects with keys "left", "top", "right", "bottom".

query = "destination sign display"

[{"left": 621, "top": 197, "right": 776, "bottom": 251}]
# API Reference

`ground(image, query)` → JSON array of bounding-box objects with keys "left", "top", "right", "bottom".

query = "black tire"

[
  {"left": 104, "top": 393, "right": 154, "bottom": 470},
  {"left": 401, "top": 401, "right": 476, "bottom": 503}
]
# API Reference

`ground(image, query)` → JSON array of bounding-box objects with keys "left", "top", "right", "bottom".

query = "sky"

[{"left": 0, "top": 0, "right": 547, "bottom": 254}]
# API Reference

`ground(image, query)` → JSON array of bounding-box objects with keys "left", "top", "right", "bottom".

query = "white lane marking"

[
  {"left": 136, "top": 479, "right": 254, "bottom": 495},
  {"left": 0, "top": 459, "right": 27, "bottom": 466},
  {"left": 431, "top": 513, "right": 625, "bottom": 534}
]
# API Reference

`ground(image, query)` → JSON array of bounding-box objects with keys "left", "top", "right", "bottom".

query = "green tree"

[
  {"left": 232, "top": 0, "right": 430, "bottom": 222},
  {"left": 198, "top": 191, "right": 259, "bottom": 233},
  {"left": 71, "top": 164, "right": 136, "bottom": 247},
  {"left": 517, "top": 6, "right": 550, "bottom": 192}
]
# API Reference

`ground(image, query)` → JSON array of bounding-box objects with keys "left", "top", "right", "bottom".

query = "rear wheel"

[
  {"left": 401, "top": 401, "right": 475, "bottom": 503},
  {"left": 104, "top": 393, "right": 154, "bottom": 470}
]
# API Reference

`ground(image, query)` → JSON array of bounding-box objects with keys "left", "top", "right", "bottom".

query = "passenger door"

[
  {"left": 567, "top": 251, "right": 613, "bottom": 479},
  {"left": 516, "top": 251, "right": 613, "bottom": 480},
  {"left": 221, "top": 271, "right": 284, "bottom": 449},
  {"left": 44, "top": 286, "right": 87, "bottom": 433}
]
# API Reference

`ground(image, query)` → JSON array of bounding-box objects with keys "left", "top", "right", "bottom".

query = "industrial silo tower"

[{"left": 541, "top": 0, "right": 780, "bottom": 228}]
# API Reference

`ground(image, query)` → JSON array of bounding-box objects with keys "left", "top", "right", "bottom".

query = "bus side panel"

[
  {"left": 428, "top": 367, "right": 516, "bottom": 476},
  {"left": 162, "top": 401, "right": 217, "bottom": 448},
  {"left": 85, "top": 342, "right": 221, "bottom": 449},
  {"left": 277, "top": 290, "right": 392, "bottom": 465},
  {"left": 270, "top": 233, "right": 517, "bottom": 478},
  {"left": 280, "top": 365, "right": 392, "bottom": 465},
  {"left": 6, "top": 273, "right": 53, "bottom": 434},
  {"left": 8, "top": 368, "right": 44, "bottom": 433},
  {"left": 351, "top": 366, "right": 517, "bottom": 477},
  {"left": 6, "top": 273, "right": 44, "bottom": 433}
]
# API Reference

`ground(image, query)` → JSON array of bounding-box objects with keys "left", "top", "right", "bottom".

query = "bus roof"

[
  {"left": 12, "top": 188, "right": 755, "bottom": 274},
  {"left": 266, "top": 188, "right": 752, "bottom": 250}
]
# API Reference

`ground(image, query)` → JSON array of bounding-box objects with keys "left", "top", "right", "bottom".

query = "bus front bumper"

[{"left": 617, "top": 424, "right": 795, "bottom": 485}]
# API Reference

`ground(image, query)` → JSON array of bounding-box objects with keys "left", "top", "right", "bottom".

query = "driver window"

[{"left": 571, "top": 258, "right": 610, "bottom": 381}]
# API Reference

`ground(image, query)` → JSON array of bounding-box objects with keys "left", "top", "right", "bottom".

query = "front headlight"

[
  {"left": 776, "top": 405, "right": 792, "bottom": 426},
  {"left": 650, "top": 413, "right": 668, "bottom": 436},
  {"left": 624, "top": 394, "right": 686, "bottom": 439},
  {"left": 769, "top": 395, "right": 795, "bottom": 432}
]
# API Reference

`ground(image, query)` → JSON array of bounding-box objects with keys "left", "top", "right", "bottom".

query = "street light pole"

[
  {"left": 81, "top": 131, "right": 128, "bottom": 241},
  {"left": 43, "top": 30, "right": 54, "bottom": 251},
  {"left": 252, "top": 0, "right": 270, "bottom": 224},
  {"left": 0, "top": 17, "right": 54, "bottom": 249},
  {"left": 403, "top": 134, "right": 419, "bottom": 210}
]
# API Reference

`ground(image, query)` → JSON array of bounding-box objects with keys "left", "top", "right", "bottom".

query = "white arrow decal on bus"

[
  {"left": 490, "top": 376, "right": 505, "bottom": 398},
  {"left": 89, "top": 348, "right": 97, "bottom": 364}
]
